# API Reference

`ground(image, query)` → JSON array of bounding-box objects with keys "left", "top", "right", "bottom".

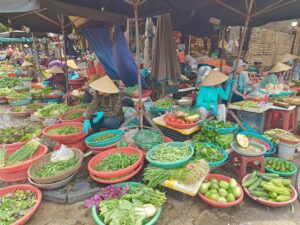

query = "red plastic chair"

[
  {"left": 265, "top": 108, "right": 295, "bottom": 132},
  {"left": 229, "top": 151, "right": 265, "bottom": 182}
]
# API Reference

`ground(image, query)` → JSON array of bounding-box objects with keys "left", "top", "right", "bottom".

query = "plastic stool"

[
  {"left": 265, "top": 108, "right": 295, "bottom": 131},
  {"left": 229, "top": 152, "right": 265, "bottom": 181}
]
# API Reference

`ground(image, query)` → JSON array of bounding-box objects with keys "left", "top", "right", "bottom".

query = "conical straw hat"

[
  {"left": 67, "top": 59, "right": 78, "bottom": 69},
  {"left": 25, "top": 53, "right": 34, "bottom": 59},
  {"left": 202, "top": 70, "right": 228, "bottom": 86},
  {"left": 21, "top": 60, "right": 33, "bottom": 67},
  {"left": 89, "top": 75, "right": 119, "bottom": 94},
  {"left": 269, "top": 62, "right": 292, "bottom": 73},
  {"left": 46, "top": 66, "right": 64, "bottom": 74},
  {"left": 280, "top": 53, "right": 299, "bottom": 62}
]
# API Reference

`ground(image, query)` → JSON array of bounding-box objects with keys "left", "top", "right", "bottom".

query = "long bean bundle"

[
  {"left": 149, "top": 143, "right": 190, "bottom": 162},
  {"left": 7, "top": 139, "right": 40, "bottom": 165}
]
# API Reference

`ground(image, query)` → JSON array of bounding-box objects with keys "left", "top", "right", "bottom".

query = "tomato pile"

[{"left": 164, "top": 114, "right": 194, "bottom": 125}]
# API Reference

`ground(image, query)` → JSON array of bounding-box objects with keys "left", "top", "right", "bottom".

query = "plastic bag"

[
  {"left": 133, "top": 129, "right": 163, "bottom": 151},
  {"left": 50, "top": 144, "right": 75, "bottom": 162}
]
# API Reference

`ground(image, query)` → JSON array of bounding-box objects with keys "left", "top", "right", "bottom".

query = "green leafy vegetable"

[
  {"left": 92, "top": 133, "right": 117, "bottom": 142},
  {"left": 62, "top": 111, "right": 83, "bottom": 120},
  {"left": 94, "top": 153, "right": 139, "bottom": 172},
  {"left": 193, "top": 143, "right": 223, "bottom": 162},
  {"left": 133, "top": 129, "right": 163, "bottom": 151},
  {"left": 47, "top": 126, "right": 81, "bottom": 135},
  {"left": 0, "top": 190, "right": 37, "bottom": 225},
  {"left": 36, "top": 103, "right": 69, "bottom": 117},
  {"left": 34, "top": 157, "right": 79, "bottom": 177}
]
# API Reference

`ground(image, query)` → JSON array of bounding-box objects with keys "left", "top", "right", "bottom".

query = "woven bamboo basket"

[{"left": 28, "top": 148, "right": 84, "bottom": 184}]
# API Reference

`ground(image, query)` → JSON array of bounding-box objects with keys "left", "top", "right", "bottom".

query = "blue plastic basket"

[
  {"left": 146, "top": 142, "right": 194, "bottom": 169},
  {"left": 85, "top": 129, "right": 124, "bottom": 147},
  {"left": 265, "top": 157, "right": 297, "bottom": 177},
  {"left": 200, "top": 120, "right": 238, "bottom": 134},
  {"left": 193, "top": 142, "right": 228, "bottom": 167},
  {"left": 239, "top": 131, "right": 276, "bottom": 156},
  {"left": 8, "top": 97, "right": 32, "bottom": 106},
  {"left": 44, "top": 97, "right": 62, "bottom": 104}
]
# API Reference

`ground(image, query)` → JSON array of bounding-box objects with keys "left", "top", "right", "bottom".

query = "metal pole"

[
  {"left": 31, "top": 32, "right": 41, "bottom": 81},
  {"left": 220, "top": 26, "right": 226, "bottom": 72},
  {"left": 188, "top": 34, "right": 192, "bottom": 55},
  {"left": 59, "top": 15, "right": 69, "bottom": 105},
  {"left": 133, "top": 3, "right": 143, "bottom": 127},
  {"left": 227, "top": 0, "right": 254, "bottom": 108}
]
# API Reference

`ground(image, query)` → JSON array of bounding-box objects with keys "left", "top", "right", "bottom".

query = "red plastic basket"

[
  {"left": 88, "top": 147, "right": 144, "bottom": 179},
  {"left": 43, "top": 93, "right": 62, "bottom": 99},
  {"left": 0, "top": 144, "right": 48, "bottom": 182},
  {"left": 275, "top": 133, "right": 300, "bottom": 145},
  {"left": 128, "top": 136, "right": 173, "bottom": 156},
  {"left": 89, "top": 161, "right": 144, "bottom": 184},
  {"left": 42, "top": 122, "right": 85, "bottom": 143},
  {"left": 197, "top": 174, "right": 244, "bottom": 208},
  {"left": 130, "top": 89, "right": 152, "bottom": 99},
  {"left": 87, "top": 140, "right": 121, "bottom": 155},
  {"left": 0, "top": 141, "right": 27, "bottom": 150},
  {"left": 242, "top": 174, "right": 297, "bottom": 207},
  {"left": 164, "top": 114, "right": 198, "bottom": 129},
  {"left": 59, "top": 109, "right": 86, "bottom": 123},
  {"left": 0, "top": 184, "right": 42, "bottom": 225}
]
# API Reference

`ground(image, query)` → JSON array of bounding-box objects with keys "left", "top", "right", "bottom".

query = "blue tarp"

[
  {"left": 81, "top": 26, "right": 147, "bottom": 88},
  {"left": 0, "top": 37, "right": 32, "bottom": 43}
]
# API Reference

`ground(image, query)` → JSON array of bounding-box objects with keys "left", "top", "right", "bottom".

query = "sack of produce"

[{"left": 133, "top": 129, "right": 164, "bottom": 151}]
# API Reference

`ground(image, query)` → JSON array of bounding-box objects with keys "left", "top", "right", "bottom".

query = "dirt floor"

[{"left": 1, "top": 105, "right": 300, "bottom": 225}]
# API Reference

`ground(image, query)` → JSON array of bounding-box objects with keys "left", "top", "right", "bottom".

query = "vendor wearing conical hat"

[
  {"left": 83, "top": 75, "right": 124, "bottom": 133},
  {"left": 260, "top": 62, "right": 291, "bottom": 89},
  {"left": 21, "top": 60, "right": 38, "bottom": 82},
  {"left": 196, "top": 69, "right": 233, "bottom": 121},
  {"left": 44, "top": 66, "right": 66, "bottom": 92}
]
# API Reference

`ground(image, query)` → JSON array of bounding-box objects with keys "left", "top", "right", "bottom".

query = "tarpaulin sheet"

[
  {"left": 82, "top": 26, "right": 147, "bottom": 88},
  {"left": 0, "top": 0, "right": 39, "bottom": 13}
]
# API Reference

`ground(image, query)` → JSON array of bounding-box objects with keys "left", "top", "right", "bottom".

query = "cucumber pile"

[
  {"left": 265, "top": 157, "right": 295, "bottom": 173},
  {"left": 242, "top": 171, "right": 293, "bottom": 202}
]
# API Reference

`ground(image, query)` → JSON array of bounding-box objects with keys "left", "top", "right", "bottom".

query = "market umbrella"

[{"left": 151, "top": 13, "right": 180, "bottom": 83}]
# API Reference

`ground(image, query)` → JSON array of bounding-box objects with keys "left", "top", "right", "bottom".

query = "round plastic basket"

[
  {"left": 193, "top": 142, "right": 228, "bottom": 167},
  {"left": 130, "top": 89, "right": 152, "bottom": 99},
  {"left": 87, "top": 140, "right": 121, "bottom": 155},
  {"left": 239, "top": 132, "right": 275, "bottom": 156},
  {"left": 275, "top": 133, "right": 300, "bottom": 145},
  {"left": 43, "top": 93, "right": 62, "bottom": 99},
  {"left": 91, "top": 182, "right": 162, "bottom": 225},
  {"left": 0, "top": 184, "right": 42, "bottom": 225},
  {"left": 231, "top": 141, "right": 267, "bottom": 157},
  {"left": 164, "top": 114, "right": 198, "bottom": 129},
  {"left": 88, "top": 147, "right": 144, "bottom": 179},
  {"left": 242, "top": 174, "right": 297, "bottom": 207},
  {"left": 197, "top": 174, "right": 244, "bottom": 208},
  {"left": 146, "top": 142, "right": 194, "bottom": 169},
  {"left": 85, "top": 129, "right": 124, "bottom": 147},
  {"left": 44, "top": 97, "right": 62, "bottom": 104},
  {"left": 265, "top": 157, "right": 297, "bottom": 177},
  {"left": 59, "top": 109, "right": 86, "bottom": 123},
  {"left": 200, "top": 121, "right": 238, "bottom": 134},
  {"left": 0, "top": 144, "right": 48, "bottom": 182},
  {"left": 89, "top": 162, "right": 144, "bottom": 184},
  {"left": 42, "top": 122, "right": 85, "bottom": 143},
  {"left": 8, "top": 97, "right": 32, "bottom": 106}
]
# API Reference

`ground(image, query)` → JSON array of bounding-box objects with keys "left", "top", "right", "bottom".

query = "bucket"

[{"left": 278, "top": 141, "right": 297, "bottom": 160}]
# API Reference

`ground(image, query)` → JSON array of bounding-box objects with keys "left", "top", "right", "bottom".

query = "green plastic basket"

[
  {"left": 265, "top": 157, "right": 297, "bottom": 177},
  {"left": 85, "top": 129, "right": 124, "bottom": 147},
  {"left": 91, "top": 182, "right": 162, "bottom": 225},
  {"left": 146, "top": 142, "right": 194, "bottom": 169}
]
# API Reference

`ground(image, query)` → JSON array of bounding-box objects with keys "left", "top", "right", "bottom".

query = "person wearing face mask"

[
  {"left": 196, "top": 70, "right": 233, "bottom": 121},
  {"left": 83, "top": 75, "right": 124, "bottom": 134}
]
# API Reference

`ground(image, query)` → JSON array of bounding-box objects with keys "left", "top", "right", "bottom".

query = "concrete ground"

[{"left": 1, "top": 105, "right": 300, "bottom": 225}]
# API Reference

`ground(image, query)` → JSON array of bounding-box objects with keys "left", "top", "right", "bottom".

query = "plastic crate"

[{"left": 157, "top": 125, "right": 195, "bottom": 141}]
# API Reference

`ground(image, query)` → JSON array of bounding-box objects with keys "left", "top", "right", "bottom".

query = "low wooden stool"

[{"left": 229, "top": 151, "right": 265, "bottom": 181}]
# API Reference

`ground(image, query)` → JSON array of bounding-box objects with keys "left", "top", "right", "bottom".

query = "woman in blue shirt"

[{"left": 196, "top": 70, "right": 233, "bottom": 121}]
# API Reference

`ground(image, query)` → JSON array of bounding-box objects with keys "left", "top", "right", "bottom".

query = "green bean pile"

[{"left": 150, "top": 143, "right": 190, "bottom": 162}]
